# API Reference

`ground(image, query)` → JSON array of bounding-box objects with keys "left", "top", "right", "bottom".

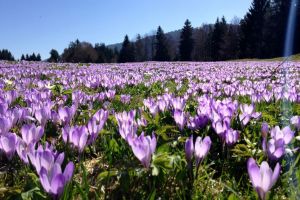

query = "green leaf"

[{"left": 97, "top": 170, "right": 119, "bottom": 182}]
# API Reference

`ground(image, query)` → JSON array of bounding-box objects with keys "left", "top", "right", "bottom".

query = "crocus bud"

[
  {"left": 261, "top": 122, "right": 269, "bottom": 138},
  {"left": 185, "top": 135, "right": 194, "bottom": 163},
  {"left": 194, "top": 136, "right": 212, "bottom": 167}
]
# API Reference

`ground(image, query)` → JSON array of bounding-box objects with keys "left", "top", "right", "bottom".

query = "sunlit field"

[{"left": 0, "top": 60, "right": 300, "bottom": 199}]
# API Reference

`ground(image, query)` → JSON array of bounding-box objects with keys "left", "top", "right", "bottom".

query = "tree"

[
  {"left": 179, "top": 19, "right": 194, "bottom": 61},
  {"left": 118, "top": 35, "right": 135, "bottom": 63},
  {"left": 61, "top": 39, "right": 98, "bottom": 63},
  {"left": 134, "top": 34, "right": 145, "bottom": 62},
  {"left": 211, "top": 17, "right": 227, "bottom": 61},
  {"left": 154, "top": 26, "right": 170, "bottom": 61},
  {"left": 36, "top": 54, "right": 41, "bottom": 61},
  {"left": 21, "top": 54, "right": 25, "bottom": 60},
  {"left": 48, "top": 49, "right": 60, "bottom": 62},
  {"left": 0, "top": 49, "right": 15, "bottom": 61},
  {"left": 239, "top": 0, "right": 270, "bottom": 58}
]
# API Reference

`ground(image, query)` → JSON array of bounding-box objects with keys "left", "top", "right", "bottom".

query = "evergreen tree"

[
  {"left": 21, "top": 54, "right": 25, "bottom": 60},
  {"left": 36, "top": 53, "right": 41, "bottom": 61},
  {"left": 134, "top": 34, "right": 145, "bottom": 62},
  {"left": 239, "top": 0, "right": 270, "bottom": 58},
  {"left": 211, "top": 17, "right": 227, "bottom": 61},
  {"left": 0, "top": 49, "right": 15, "bottom": 61},
  {"left": 179, "top": 19, "right": 194, "bottom": 61},
  {"left": 154, "top": 26, "right": 170, "bottom": 61},
  {"left": 118, "top": 35, "right": 135, "bottom": 63},
  {"left": 48, "top": 49, "right": 60, "bottom": 62}
]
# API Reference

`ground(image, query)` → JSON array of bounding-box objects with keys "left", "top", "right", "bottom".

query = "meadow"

[{"left": 0, "top": 60, "right": 299, "bottom": 199}]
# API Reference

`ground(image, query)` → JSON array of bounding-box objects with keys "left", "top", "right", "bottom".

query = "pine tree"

[
  {"left": 36, "top": 54, "right": 41, "bottom": 61},
  {"left": 239, "top": 0, "right": 270, "bottom": 58},
  {"left": 154, "top": 26, "right": 170, "bottom": 61},
  {"left": 211, "top": 17, "right": 227, "bottom": 61},
  {"left": 179, "top": 19, "right": 194, "bottom": 61},
  {"left": 21, "top": 54, "right": 25, "bottom": 60},
  {"left": 118, "top": 35, "right": 135, "bottom": 63},
  {"left": 134, "top": 34, "right": 145, "bottom": 62}
]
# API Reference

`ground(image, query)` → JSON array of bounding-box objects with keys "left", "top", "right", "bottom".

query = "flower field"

[{"left": 0, "top": 60, "right": 300, "bottom": 199}]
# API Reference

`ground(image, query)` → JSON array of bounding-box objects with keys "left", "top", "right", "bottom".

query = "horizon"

[{"left": 0, "top": 0, "right": 252, "bottom": 60}]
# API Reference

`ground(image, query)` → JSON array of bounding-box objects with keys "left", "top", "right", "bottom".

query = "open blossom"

[
  {"left": 247, "top": 158, "right": 280, "bottom": 200},
  {"left": 239, "top": 104, "right": 261, "bottom": 126},
  {"left": 270, "top": 126, "right": 294, "bottom": 145},
  {"left": 128, "top": 132, "right": 156, "bottom": 168},
  {"left": 21, "top": 124, "right": 44, "bottom": 146}
]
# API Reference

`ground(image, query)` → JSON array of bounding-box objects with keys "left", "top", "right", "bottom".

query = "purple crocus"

[
  {"left": 58, "top": 105, "right": 76, "bottom": 125},
  {"left": 0, "top": 115, "right": 13, "bottom": 135},
  {"left": 21, "top": 124, "right": 44, "bottom": 145},
  {"left": 128, "top": 132, "right": 156, "bottom": 168},
  {"left": 239, "top": 104, "right": 261, "bottom": 126},
  {"left": 194, "top": 136, "right": 212, "bottom": 167},
  {"left": 39, "top": 162, "right": 74, "bottom": 197},
  {"left": 115, "top": 110, "right": 138, "bottom": 142},
  {"left": 35, "top": 105, "right": 52, "bottom": 127},
  {"left": 247, "top": 158, "right": 280, "bottom": 200},
  {"left": 0, "top": 132, "right": 17, "bottom": 159},
  {"left": 173, "top": 110, "right": 186, "bottom": 130},
  {"left": 62, "top": 125, "right": 88, "bottom": 152},
  {"left": 184, "top": 135, "right": 211, "bottom": 167},
  {"left": 261, "top": 122, "right": 269, "bottom": 138},
  {"left": 224, "top": 129, "right": 239, "bottom": 146},
  {"left": 171, "top": 97, "right": 185, "bottom": 111},
  {"left": 290, "top": 116, "right": 300, "bottom": 130},
  {"left": 185, "top": 135, "right": 194, "bottom": 163},
  {"left": 270, "top": 126, "right": 294, "bottom": 145}
]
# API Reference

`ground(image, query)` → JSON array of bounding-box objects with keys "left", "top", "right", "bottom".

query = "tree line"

[{"left": 1, "top": 0, "right": 299, "bottom": 62}]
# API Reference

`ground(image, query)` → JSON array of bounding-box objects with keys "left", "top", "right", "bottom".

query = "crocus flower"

[
  {"left": 239, "top": 104, "right": 261, "bottom": 126},
  {"left": 225, "top": 129, "right": 239, "bottom": 146},
  {"left": 194, "top": 136, "right": 212, "bottom": 167},
  {"left": 261, "top": 122, "right": 269, "bottom": 138},
  {"left": 171, "top": 97, "right": 185, "bottom": 111},
  {"left": 21, "top": 124, "right": 44, "bottom": 145},
  {"left": 184, "top": 135, "right": 211, "bottom": 167},
  {"left": 0, "top": 132, "right": 17, "bottom": 159},
  {"left": 266, "top": 139, "right": 285, "bottom": 161},
  {"left": 62, "top": 125, "right": 88, "bottom": 152},
  {"left": 290, "top": 116, "right": 300, "bottom": 130},
  {"left": 115, "top": 110, "right": 137, "bottom": 142},
  {"left": 58, "top": 105, "right": 76, "bottom": 125},
  {"left": 185, "top": 135, "right": 194, "bottom": 163},
  {"left": 270, "top": 126, "right": 294, "bottom": 145},
  {"left": 39, "top": 162, "right": 74, "bottom": 197},
  {"left": 247, "top": 158, "right": 280, "bottom": 200},
  {"left": 120, "top": 94, "right": 131, "bottom": 104},
  {"left": 0, "top": 115, "right": 13, "bottom": 135},
  {"left": 35, "top": 105, "right": 52, "bottom": 127},
  {"left": 128, "top": 132, "right": 156, "bottom": 168},
  {"left": 173, "top": 110, "right": 186, "bottom": 130}
]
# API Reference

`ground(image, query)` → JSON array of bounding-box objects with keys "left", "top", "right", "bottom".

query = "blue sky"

[{"left": 0, "top": 0, "right": 252, "bottom": 59}]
